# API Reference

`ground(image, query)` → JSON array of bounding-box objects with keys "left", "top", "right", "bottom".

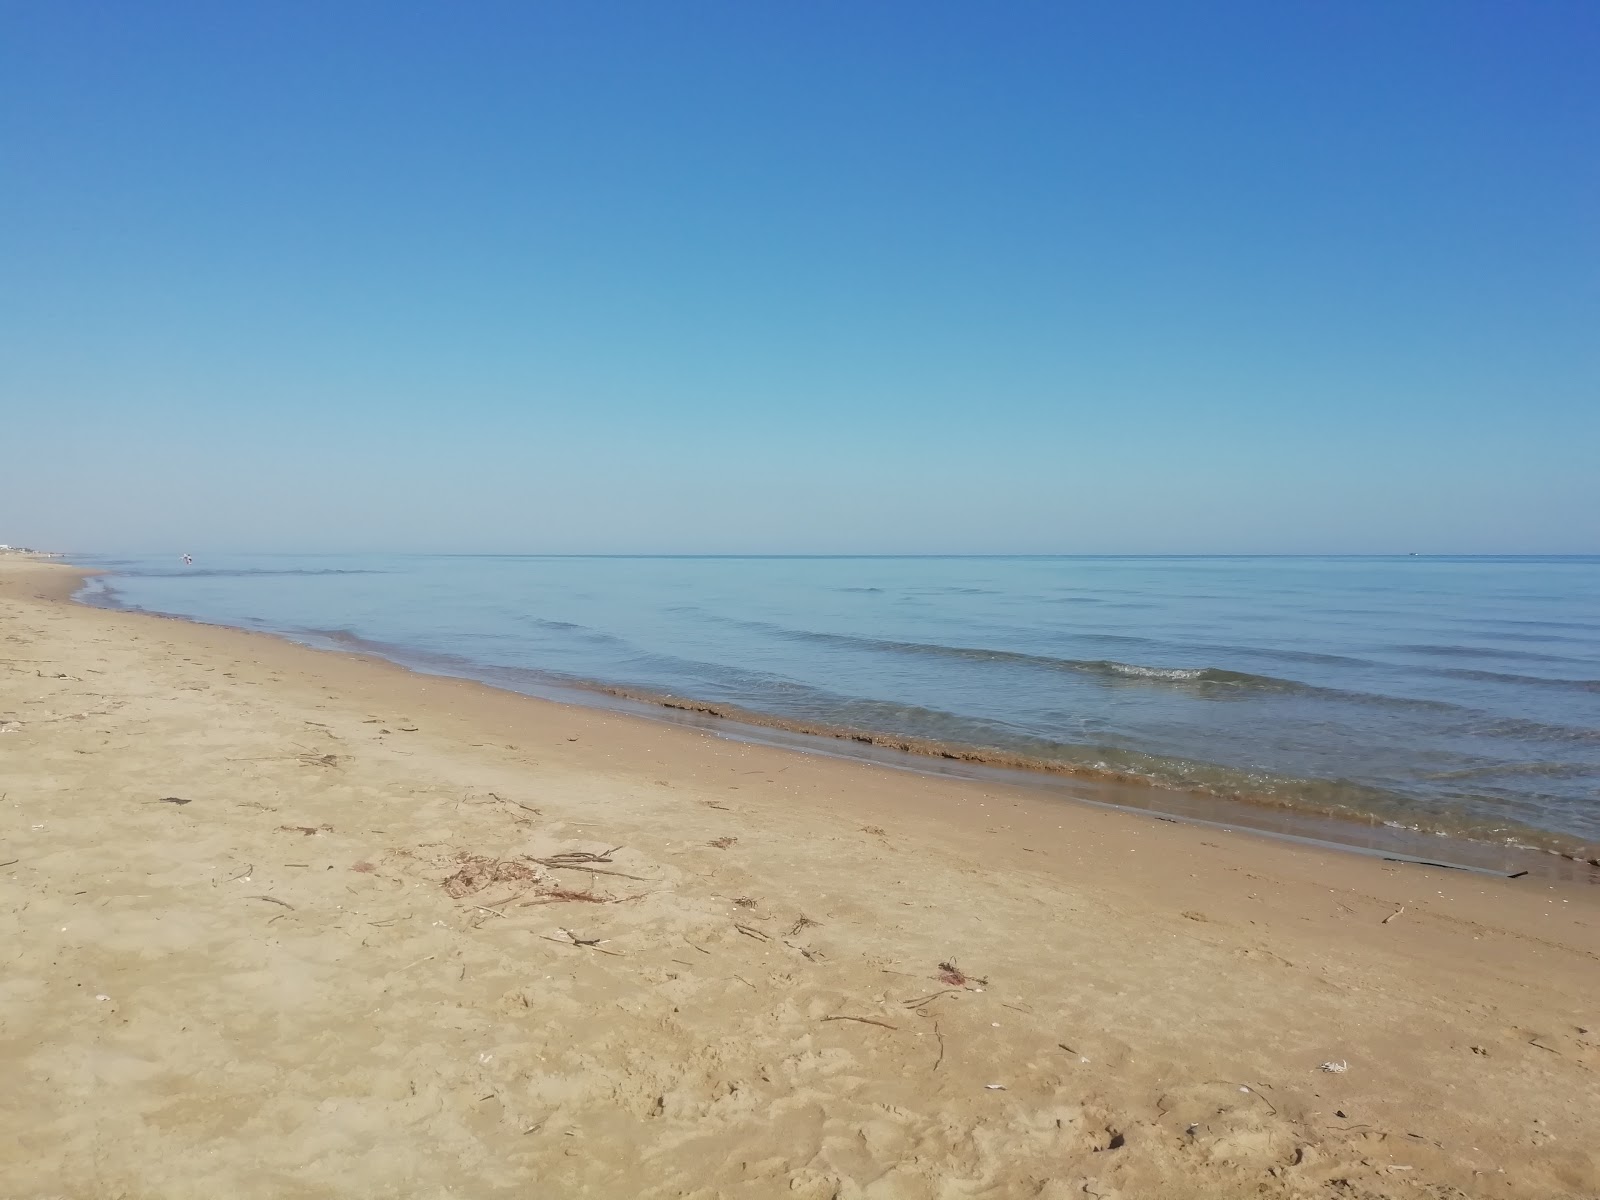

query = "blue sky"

[{"left": 2, "top": 1, "right": 1595, "bottom": 553}]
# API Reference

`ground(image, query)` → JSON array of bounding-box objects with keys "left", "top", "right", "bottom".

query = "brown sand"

[{"left": 2, "top": 556, "right": 1597, "bottom": 1199}]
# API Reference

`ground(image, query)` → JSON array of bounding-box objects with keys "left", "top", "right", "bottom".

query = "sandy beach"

[{"left": 2, "top": 555, "right": 1597, "bottom": 1199}]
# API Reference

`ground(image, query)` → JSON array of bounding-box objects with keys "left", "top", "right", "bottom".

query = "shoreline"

[
  {"left": 74, "top": 560, "right": 1600, "bottom": 877},
  {"left": 5, "top": 553, "right": 1600, "bottom": 1197}
]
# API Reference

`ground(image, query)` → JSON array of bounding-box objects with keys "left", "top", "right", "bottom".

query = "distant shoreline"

[{"left": 67, "top": 555, "right": 1600, "bottom": 879}]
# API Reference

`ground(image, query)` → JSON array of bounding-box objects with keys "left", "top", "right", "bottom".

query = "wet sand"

[{"left": 3, "top": 555, "right": 1598, "bottom": 1198}]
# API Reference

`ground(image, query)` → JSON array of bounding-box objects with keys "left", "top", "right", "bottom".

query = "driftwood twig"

[
  {"left": 490, "top": 793, "right": 542, "bottom": 816},
  {"left": 823, "top": 1015, "right": 899, "bottom": 1031},
  {"left": 903, "top": 988, "right": 962, "bottom": 1009},
  {"left": 541, "top": 929, "right": 624, "bottom": 956},
  {"left": 527, "top": 849, "right": 652, "bottom": 881}
]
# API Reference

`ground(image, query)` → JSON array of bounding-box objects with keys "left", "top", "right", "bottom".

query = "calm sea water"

[{"left": 74, "top": 555, "right": 1600, "bottom": 859}]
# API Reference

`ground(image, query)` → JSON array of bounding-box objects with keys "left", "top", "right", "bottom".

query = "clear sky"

[{"left": 2, "top": 1, "right": 1596, "bottom": 554}]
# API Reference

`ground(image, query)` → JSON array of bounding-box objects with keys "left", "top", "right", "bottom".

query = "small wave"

[
  {"left": 1073, "top": 659, "right": 1345, "bottom": 693},
  {"left": 1422, "top": 761, "right": 1595, "bottom": 782},
  {"left": 74, "top": 577, "right": 123, "bottom": 607},
  {"left": 1445, "top": 715, "right": 1600, "bottom": 747},
  {"left": 1433, "top": 667, "right": 1600, "bottom": 694},
  {"left": 717, "top": 620, "right": 1323, "bottom": 696},
  {"left": 711, "top": 622, "right": 1600, "bottom": 742},
  {"left": 1489, "top": 630, "right": 1592, "bottom": 646},
  {"left": 301, "top": 627, "right": 371, "bottom": 649},
  {"left": 1390, "top": 643, "right": 1571, "bottom": 665},
  {"left": 1482, "top": 617, "right": 1600, "bottom": 633},
  {"left": 125, "top": 567, "right": 386, "bottom": 579},
  {"left": 1099, "top": 662, "right": 1204, "bottom": 680}
]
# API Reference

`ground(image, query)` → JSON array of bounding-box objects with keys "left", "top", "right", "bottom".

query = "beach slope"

[{"left": 2, "top": 557, "right": 1596, "bottom": 1198}]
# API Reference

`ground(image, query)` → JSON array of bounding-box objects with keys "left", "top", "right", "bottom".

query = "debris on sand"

[
  {"left": 823, "top": 1015, "right": 899, "bottom": 1031},
  {"left": 938, "top": 961, "right": 989, "bottom": 988},
  {"left": 442, "top": 855, "right": 541, "bottom": 899},
  {"left": 540, "top": 928, "right": 623, "bottom": 956},
  {"left": 520, "top": 887, "right": 608, "bottom": 906}
]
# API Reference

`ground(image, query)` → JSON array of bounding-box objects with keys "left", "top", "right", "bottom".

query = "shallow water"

[{"left": 74, "top": 554, "right": 1600, "bottom": 857}]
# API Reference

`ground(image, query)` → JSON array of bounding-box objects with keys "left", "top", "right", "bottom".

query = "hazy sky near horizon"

[{"left": 2, "top": 2, "right": 1596, "bottom": 554}]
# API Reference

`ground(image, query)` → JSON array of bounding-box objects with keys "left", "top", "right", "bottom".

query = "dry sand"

[{"left": 1, "top": 556, "right": 1597, "bottom": 1199}]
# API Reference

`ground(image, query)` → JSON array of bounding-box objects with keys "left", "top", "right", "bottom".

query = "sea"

[{"left": 72, "top": 554, "right": 1600, "bottom": 871}]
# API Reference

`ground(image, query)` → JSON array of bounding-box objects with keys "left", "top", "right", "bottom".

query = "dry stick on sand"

[
  {"left": 1383, "top": 906, "right": 1406, "bottom": 924},
  {"left": 932, "top": 1020, "right": 946, "bottom": 1071},
  {"left": 519, "top": 888, "right": 611, "bottom": 906},
  {"left": 541, "top": 928, "right": 624, "bottom": 957},
  {"left": 734, "top": 923, "right": 770, "bottom": 941},
  {"left": 537, "top": 847, "right": 621, "bottom": 865},
  {"left": 528, "top": 848, "right": 653, "bottom": 882},
  {"left": 904, "top": 988, "right": 963, "bottom": 1009},
  {"left": 823, "top": 1015, "right": 900, "bottom": 1031},
  {"left": 250, "top": 895, "right": 294, "bottom": 910},
  {"left": 788, "top": 940, "right": 824, "bottom": 962},
  {"left": 487, "top": 792, "right": 542, "bottom": 816}
]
